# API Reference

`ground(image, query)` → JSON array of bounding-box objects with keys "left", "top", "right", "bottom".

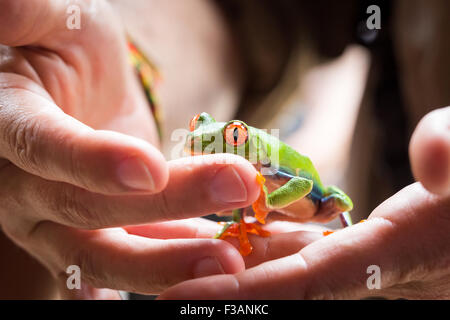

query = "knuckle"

[
  {"left": 137, "top": 269, "right": 172, "bottom": 293},
  {"left": 50, "top": 185, "right": 104, "bottom": 229},
  {"left": 63, "top": 131, "right": 88, "bottom": 188},
  {"left": 4, "top": 115, "right": 41, "bottom": 172},
  {"left": 150, "top": 191, "right": 181, "bottom": 221},
  {"left": 66, "top": 247, "right": 105, "bottom": 286}
]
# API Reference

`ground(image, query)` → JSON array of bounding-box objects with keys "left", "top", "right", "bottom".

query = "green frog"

[{"left": 185, "top": 113, "right": 353, "bottom": 255}]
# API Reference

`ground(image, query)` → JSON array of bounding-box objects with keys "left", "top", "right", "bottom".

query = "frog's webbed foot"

[
  {"left": 325, "top": 186, "right": 353, "bottom": 211},
  {"left": 214, "top": 208, "right": 270, "bottom": 256},
  {"left": 315, "top": 186, "right": 354, "bottom": 222}
]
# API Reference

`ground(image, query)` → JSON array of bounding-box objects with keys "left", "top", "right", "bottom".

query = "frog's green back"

[{"left": 249, "top": 127, "right": 325, "bottom": 190}]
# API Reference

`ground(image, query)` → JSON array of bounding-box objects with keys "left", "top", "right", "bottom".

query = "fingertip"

[
  {"left": 231, "top": 155, "right": 261, "bottom": 204},
  {"left": 172, "top": 153, "right": 261, "bottom": 211},
  {"left": 410, "top": 107, "right": 450, "bottom": 196},
  {"left": 213, "top": 239, "right": 246, "bottom": 275},
  {"left": 155, "top": 239, "right": 244, "bottom": 298},
  {"left": 208, "top": 154, "right": 261, "bottom": 206},
  {"left": 192, "top": 239, "right": 245, "bottom": 278}
]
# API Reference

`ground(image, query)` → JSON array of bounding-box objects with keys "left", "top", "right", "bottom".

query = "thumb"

[
  {"left": 0, "top": 0, "right": 77, "bottom": 47},
  {"left": 0, "top": 0, "right": 115, "bottom": 49},
  {"left": 0, "top": 77, "right": 168, "bottom": 195},
  {"left": 410, "top": 107, "right": 450, "bottom": 197}
]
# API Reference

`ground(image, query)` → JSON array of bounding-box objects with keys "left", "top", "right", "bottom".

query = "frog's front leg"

[
  {"left": 213, "top": 208, "right": 242, "bottom": 240},
  {"left": 252, "top": 173, "right": 314, "bottom": 224},
  {"left": 214, "top": 208, "right": 270, "bottom": 256}
]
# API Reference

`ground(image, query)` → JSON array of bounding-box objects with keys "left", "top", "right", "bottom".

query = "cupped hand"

[
  {"left": 159, "top": 106, "right": 450, "bottom": 300},
  {"left": 0, "top": 0, "right": 260, "bottom": 299}
]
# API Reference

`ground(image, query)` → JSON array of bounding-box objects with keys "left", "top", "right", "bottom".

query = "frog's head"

[{"left": 185, "top": 113, "right": 250, "bottom": 157}]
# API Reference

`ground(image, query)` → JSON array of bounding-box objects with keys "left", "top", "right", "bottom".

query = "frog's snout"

[{"left": 184, "top": 134, "right": 203, "bottom": 155}]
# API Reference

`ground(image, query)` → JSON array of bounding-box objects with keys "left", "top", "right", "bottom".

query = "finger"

[
  {"left": 155, "top": 231, "right": 322, "bottom": 300},
  {"left": 125, "top": 219, "right": 323, "bottom": 268},
  {"left": 160, "top": 183, "right": 450, "bottom": 299},
  {"left": 236, "top": 230, "right": 323, "bottom": 269},
  {"left": 13, "top": 222, "right": 245, "bottom": 295},
  {"left": 124, "top": 219, "right": 327, "bottom": 239},
  {"left": 410, "top": 106, "right": 450, "bottom": 196},
  {"left": 124, "top": 218, "right": 220, "bottom": 239},
  {"left": 0, "top": 81, "right": 168, "bottom": 195},
  {"left": 265, "top": 211, "right": 339, "bottom": 228},
  {"left": 262, "top": 221, "right": 330, "bottom": 234},
  {"left": 1, "top": 154, "right": 259, "bottom": 229},
  {"left": 0, "top": 0, "right": 66, "bottom": 46}
]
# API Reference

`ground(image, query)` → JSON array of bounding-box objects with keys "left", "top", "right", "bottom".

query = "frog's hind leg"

[
  {"left": 316, "top": 186, "right": 354, "bottom": 223},
  {"left": 252, "top": 173, "right": 314, "bottom": 224},
  {"left": 214, "top": 208, "right": 270, "bottom": 256}
]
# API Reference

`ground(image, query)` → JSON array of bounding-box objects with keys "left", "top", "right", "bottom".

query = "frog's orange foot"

[
  {"left": 252, "top": 172, "right": 270, "bottom": 224},
  {"left": 252, "top": 204, "right": 269, "bottom": 225},
  {"left": 217, "top": 219, "right": 270, "bottom": 256}
]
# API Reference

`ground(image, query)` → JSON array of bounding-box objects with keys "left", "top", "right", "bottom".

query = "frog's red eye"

[
  {"left": 189, "top": 114, "right": 201, "bottom": 132},
  {"left": 224, "top": 121, "right": 248, "bottom": 146}
]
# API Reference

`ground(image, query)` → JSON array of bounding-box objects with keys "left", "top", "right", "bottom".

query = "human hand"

[
  {"left": 0, "top": 0, "right": 259, "bottom": 299},
  {"left": 159, "top": 106, "right": 450, "bottom": 300}
]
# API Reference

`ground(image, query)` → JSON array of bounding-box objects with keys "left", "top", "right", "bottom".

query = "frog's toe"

[
  {"left": 214, "top": 220, "right": 270, "bottom": 256},
  {"left": 333, "top": 194, "right": 353, "bottom": 212},
  {"left": 214, "top": 222, "right": 238, "bottom": 239},
  {"left": 315, "top": 194, "right": 352, "bottom": 222},
  {"left": 324, "top": 186, "right": 353, "bottom": 211}
]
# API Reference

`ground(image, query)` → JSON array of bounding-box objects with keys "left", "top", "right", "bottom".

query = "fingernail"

[
  {"left": 193, "top": 257, "right": 225, "bottom": 278},
  {"left": 210, "top": 166, "right": 248, "bottom": 203},
  {"left": 117, "top": 157, "right": 155, "bottom": 191}
]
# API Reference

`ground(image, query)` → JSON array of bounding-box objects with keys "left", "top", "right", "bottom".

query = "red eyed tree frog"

[{"left": 185, "top": 113, "right": 354, "bottom": 256}]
